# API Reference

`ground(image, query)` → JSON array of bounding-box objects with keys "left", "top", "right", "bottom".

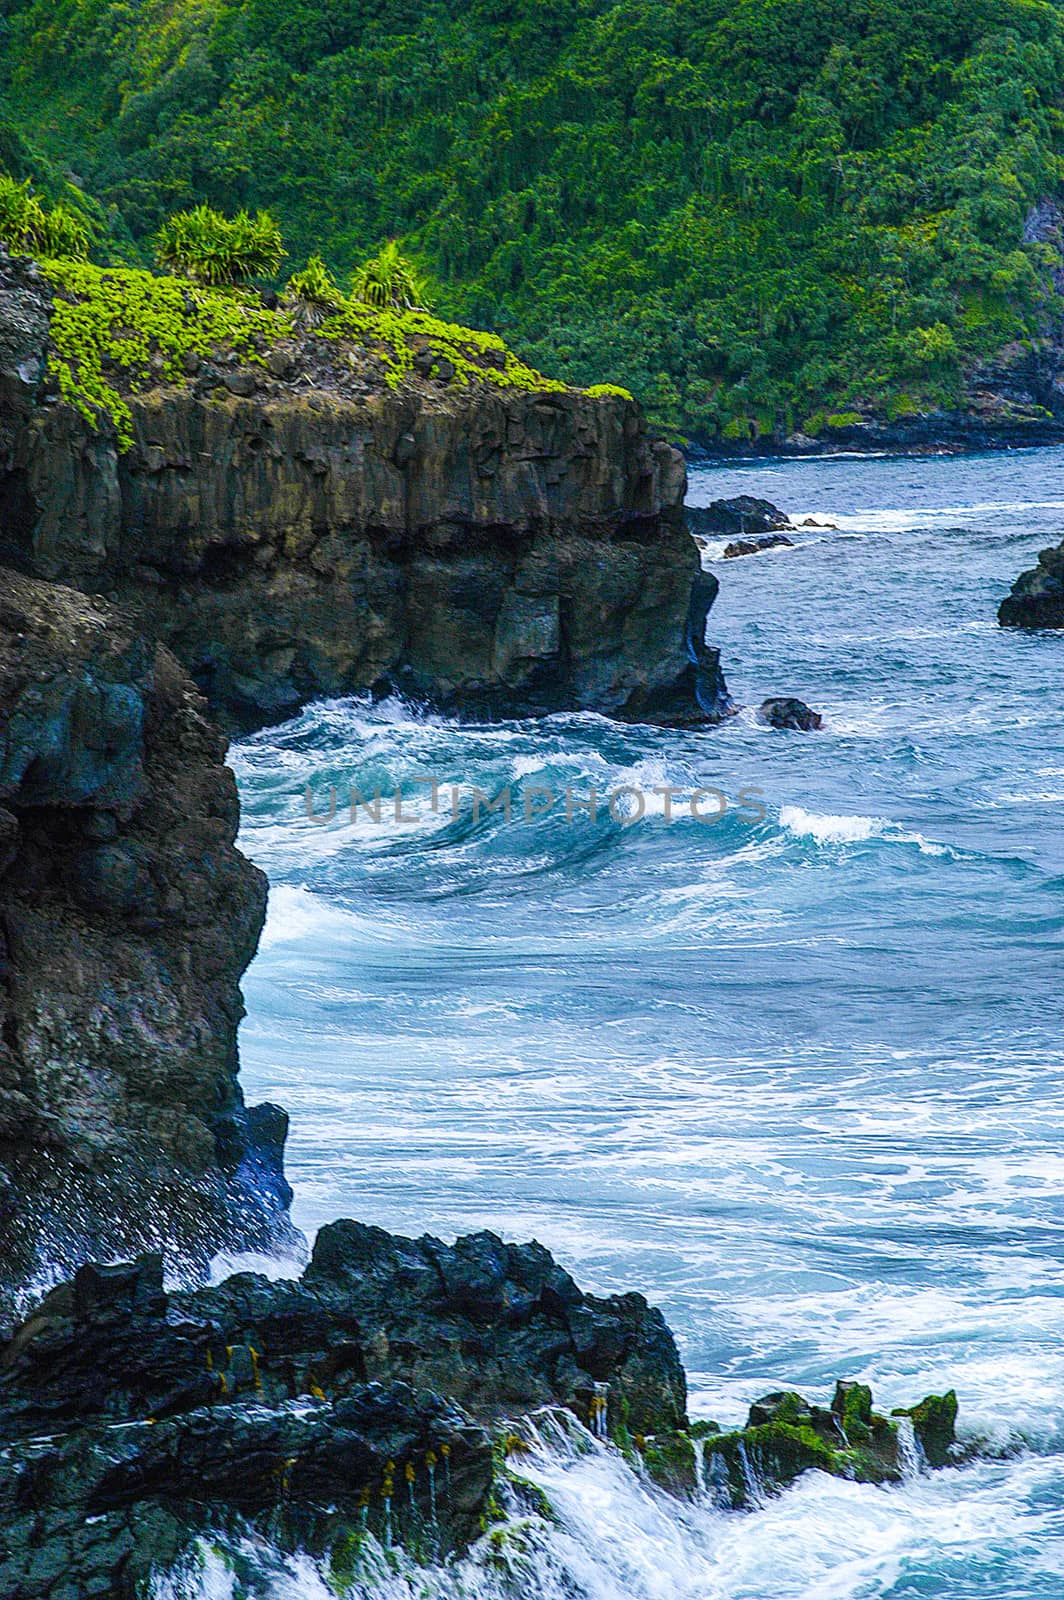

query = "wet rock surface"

[
  {"left": 0, "top": 1227, "right": 686, "bottom": 1595},
  {"left": 758, "top": 695, "right": 824, "bottom": 731},
  {"left": 623, "top": 568, "right": 734, "bottom": 725},
  {"left": 698, "top": 1380, "right": 960, "bottom": 1509},
  {"left": 0, "top": 568, "right": 291, "bottom": 1315},
  {"left": 998, "top": 538, "right": 1064, "bottom": 628},
  {"left": 723, "top": 532, "right": 794, "bottom": 558},
  {"left": 687, "top": 496, "right": 792, "bottom": 541}
]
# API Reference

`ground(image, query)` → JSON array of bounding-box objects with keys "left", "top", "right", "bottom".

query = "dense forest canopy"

[{"left": 3, "top": 0, "right": 1064, "bottom": 437}]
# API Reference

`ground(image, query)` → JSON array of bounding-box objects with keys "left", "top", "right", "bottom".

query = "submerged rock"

[
  {"left": 723, "top": 532, "right": 794, "bottom": 558},
  {"left": 758, "top": 695, "right": 823, "bottom": 731},
  {"left": 998, "top": 539, "right": 1064, "bottom": 628},
  {"left": 0, "top": 568, "right": 292, "bottom": 1314},
  {"left": 0, "top": 1227, "right": 686, "bottom": 1595}
]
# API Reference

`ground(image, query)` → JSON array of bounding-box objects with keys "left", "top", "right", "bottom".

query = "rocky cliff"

[
  {"left": 0, "top": 252, "right": 706, "bottom": 732},
  {"left": 0, "top": 568, "right": 292, "bottom": 1318}
]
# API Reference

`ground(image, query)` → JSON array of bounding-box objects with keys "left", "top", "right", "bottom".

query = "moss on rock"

[
  {"left": 892, "top": 1390, "right": 959, "bottom": 1468},
  {"left": 641, "top": 1430, "right": 699, "bottom": 1498},
  {"left": 700, "top": 1381, "right": 961, "bottom": 1510}
]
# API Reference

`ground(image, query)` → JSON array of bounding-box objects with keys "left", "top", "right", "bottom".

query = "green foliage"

[
  {"left": 351, "top": 241, "right": 429, "bottom": 311},
  {"left": 283, "top": 253, "right": 345, "bottom": 327},
  {"left": 585, "top": 382, "right": 634, "bottom": 400},
  {"left": 155, "top": 204, "right": 285, "bottom": 286},
  {"left": 9, "top": 0, "right": 1064, "bottom": 434},
  {"left": 40, "top": 258, "right": 568, "bottom": 452},
  {"left": 42, "top": 259, "right": 282, "bottom": 447},
  {"left": 0, "top": 174, "right": 89, "bottom": 259},
  {"left": 825, "top": 410, "right": 862, "bottom": 429},
  {"left": 316, "top": 300, "right": 566, "bottom": 394}
]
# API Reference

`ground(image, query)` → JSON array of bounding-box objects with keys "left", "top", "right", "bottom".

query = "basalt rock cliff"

[
  {"left": 0, "top": 568, "right": 292, "bottom": 1318},
  {"left": 0, "top": 253, "right": 732, "bottom": 1593},
  {"left": 0, "top": 252, "right": 709, "bottom": 732},
  {"left": 0, "top": 250, "right": 722, "bottom": 1314}
]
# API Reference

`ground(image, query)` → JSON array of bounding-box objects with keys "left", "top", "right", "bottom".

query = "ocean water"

[{"left": 229, "top": 446, "right": 1064, "bottom": 1598}]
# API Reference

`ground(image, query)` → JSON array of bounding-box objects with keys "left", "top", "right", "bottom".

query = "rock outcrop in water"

[
  {"left": 631, "top": 1381, "right": 961, "bottom": 1507},
  {"left": 0, "top": 1225, "right": 686, "bottom": 1596},
  {"left": 758, "top": 696, "right": 823, "bottom": 731},
  {"left": 0, "top": 568, "right": 292, "bottom": 1318},
  {"left": 687, "top": 495, "right": 792, "bottom": 543},
  {"left": 723, "top": 532, "right": 794, "bottom": 558},
  {"left": 698, "top": 1381, "right": 960, "bottom": 1509},
  {"left": 998, "top": 539, "right": 1064, "bottom": 628},
  {"left": 0, "top": 251, "right": 708, "bottom": 732}
]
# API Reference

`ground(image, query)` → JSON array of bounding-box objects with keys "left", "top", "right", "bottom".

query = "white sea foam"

[
  {"left": 778, "top": 805, "right": 880, "bottom": 844},
  {"left": 154, "top": 1420, "right": 1064, "bottom": 1600},
  {"left": 258, "top": 885, "right": 356, "bottom": 949}
]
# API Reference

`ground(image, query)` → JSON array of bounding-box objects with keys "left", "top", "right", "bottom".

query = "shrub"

[
  {"left": 886, "top": 392, "right": 919, "bottom": 420},
  {"left": 282, "top": 253, "right": 345, "bottom": 327},
  {"left": 0, "top": 174, "right": 90, "bottom": 260},
  {"left": 350, "top": 241, "right": 428, "bottom": 311},
  {"left": 825, "top": 411, "right": 862, "bottom": 429},
  {"left": 585, "top": 382, "right": 634, "bottom": 400},
  {"left": 721, "top": 416, "right": 752, "bottom": 442},
  {"left": 903, "top": 323, "right": 958, "bottom": 366},
  {"left": 155, "top": 204, "right": 284, "bottom": 286}
]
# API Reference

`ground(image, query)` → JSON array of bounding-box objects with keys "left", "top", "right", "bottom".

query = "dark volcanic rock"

[
  {"left": 998, "top": 539, "right": 1064, "bottom": 628},
  {"left": 699, "top": 1380, "right": 959, "bottom": 1510},
  {"left": 723, "top": 532, "right": 794, "bottom": 558},
  {"left": 622, "top": 568, "right": 734, "bottom": 725},
  {"left": 687, "top": 496, "right": 791, "bottom": 541},
  {"left": 0, "top": 568, "right": 292, "bottom": 1315},
  {"left": 0, "top": 252, "right": 703, "bottom": 731},
  {"left": 0, "top": 1231, "right": 685, "bottom": 1594},
  {"left": 758, "top": 695, "right": 823, "bottom": 731}
]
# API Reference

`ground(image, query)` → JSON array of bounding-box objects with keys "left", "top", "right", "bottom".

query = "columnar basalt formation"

[{"left": 0, "top": 252, "right": 705, "bottom": 732}]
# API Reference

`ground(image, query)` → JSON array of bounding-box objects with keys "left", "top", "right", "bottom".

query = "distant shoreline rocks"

[
  {"left": 998, "top": 539, "right": 1064, "bottom": 628},
  {"left": 724, "top": 532, "right": 794, "bottom": 558}
]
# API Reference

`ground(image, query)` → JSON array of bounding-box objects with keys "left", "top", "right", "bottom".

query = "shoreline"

[{"left": 680, "top": 417, "right": 1064, "bottom": 465}]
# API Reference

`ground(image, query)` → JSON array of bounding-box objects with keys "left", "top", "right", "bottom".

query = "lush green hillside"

[{"left": 3, "top": 0, "right": 1064, "bottom": 438}]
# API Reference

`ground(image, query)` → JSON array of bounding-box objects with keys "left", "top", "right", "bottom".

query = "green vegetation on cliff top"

[
  {"left": 4, "top": 0, "right": 1064, "bottom": 436},
  {"left": 39, "top": 258, "right": 572, "bottom": 451}
]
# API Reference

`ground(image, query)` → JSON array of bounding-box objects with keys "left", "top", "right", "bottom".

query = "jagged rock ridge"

[{"left": 0, "top": 1224, "right": 686, "bottom": 1595}]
